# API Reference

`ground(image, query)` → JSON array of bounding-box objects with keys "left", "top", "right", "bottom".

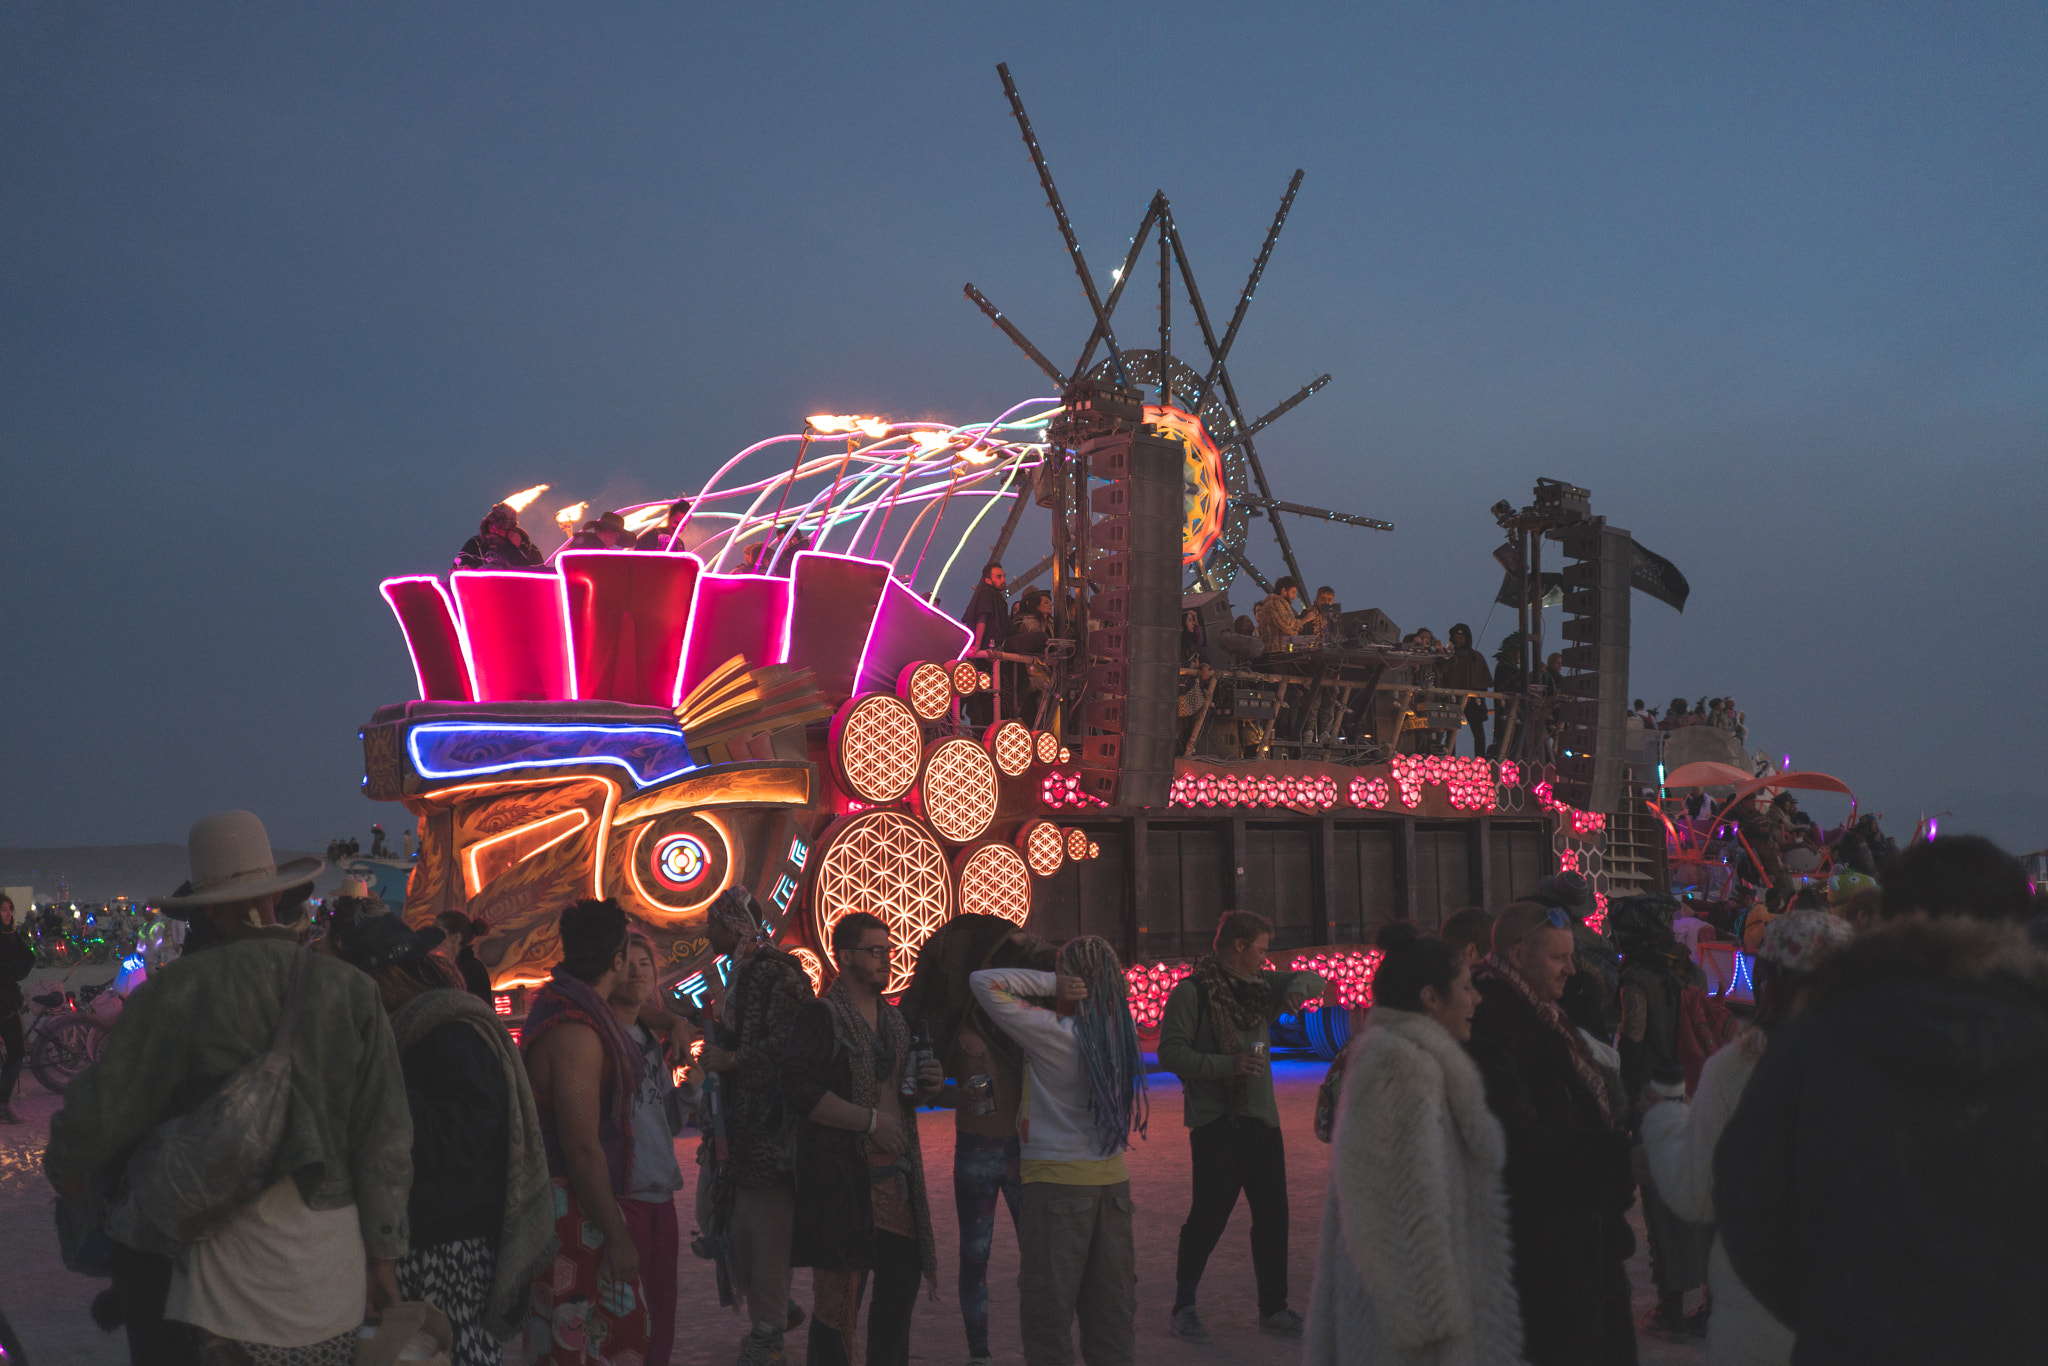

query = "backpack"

[{"left": 105, "top": 945, "right": 312, "bottom": 1255}]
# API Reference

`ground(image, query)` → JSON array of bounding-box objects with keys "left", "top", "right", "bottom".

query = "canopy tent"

[
  {"left": 1662, "top": 761, "right": 1755, "bottom": 790},
  {"left": 1724, "top": 770, "right": 1854, "bottom": 808}
]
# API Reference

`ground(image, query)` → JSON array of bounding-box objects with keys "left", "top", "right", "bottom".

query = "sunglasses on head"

[{"left": 1545, "top": 908, "right": 1569, "bottom": 930}]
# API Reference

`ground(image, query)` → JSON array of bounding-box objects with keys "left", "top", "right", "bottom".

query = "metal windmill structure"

[{"left": 964, "top": 62, "right": 1392, "bottom": 602}]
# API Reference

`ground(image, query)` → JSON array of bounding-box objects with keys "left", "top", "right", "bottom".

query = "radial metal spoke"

[
  {"left": 964, "top": 284, "right": 1067, "bottom": 387},
  {"left": 996, "top": 63, "right": 1130, "bottom": 391},
  {"left": 1194, "top": 169, "right": 1304, "bottom": 413}
]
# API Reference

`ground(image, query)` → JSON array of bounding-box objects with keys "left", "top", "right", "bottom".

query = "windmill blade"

[
  {"left": 1193, "top": 169, "right": 1304, "bottom": 414},
  {"left": 1215, "top": 374, "right": 1331, "bottom": 457},
  {"left": 995, "top": 63, "right": 1131, "bottom": 392},
  {"left": 1243, "top": 498, "right": 1393, "bottom": 532},
  {"left": 1163, "top": 210, "right": 1307, "bottom": 589},
  {"left": 964, "top": 284, "right": 1068, "bottom": 387},
  {"left": 1072, "top": 196, "right": 1163, "bottom": 381}
]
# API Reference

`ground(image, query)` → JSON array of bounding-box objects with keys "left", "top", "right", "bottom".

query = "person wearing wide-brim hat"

[{"left": 46, "top": 810, "right": 414, "bottom": 1366}]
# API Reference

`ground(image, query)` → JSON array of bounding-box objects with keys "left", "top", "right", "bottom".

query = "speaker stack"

[
  {"left": 1074, "top": 426, "right": 1183, "bottom": 808},
  {"left": 1553, "top": 522, "right": 1632, "bottom": 814}
]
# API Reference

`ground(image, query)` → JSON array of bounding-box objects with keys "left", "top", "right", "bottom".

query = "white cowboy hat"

[{"left": 162, "top": 810, "right": 325, "bottom": 915}]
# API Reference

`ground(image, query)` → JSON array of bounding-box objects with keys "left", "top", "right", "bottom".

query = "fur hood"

[{"left": 1804, "top": 916, "right": 2048, "bottom": 1087}]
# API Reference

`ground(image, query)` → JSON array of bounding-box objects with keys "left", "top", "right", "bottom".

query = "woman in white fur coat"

[{"left": 1305, "top": 923, "right": 1525, "bottom": 1366}]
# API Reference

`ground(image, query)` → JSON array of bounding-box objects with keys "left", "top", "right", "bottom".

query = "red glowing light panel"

[
  {"left": 919, "top": 737, "right": 999, "bottom": 844},
  {"left": 675, "top": 572, "right": 792, "bottom": 704},
  {"left": 1019, "top": 819, "right": 1064, "bottom": 877},
  {"left": 559, "top": 550, "right": 700, "bottom": 707},
  {"left": 813, "top": 808, "right": 953, "bottom": 995},
  {"left": 451, "top": 571, "right": 573, "bottom": 702},
  {"left": 988, "top": 721, "right": 1033, "bottom": 777},
  {"left": 831, "top": 693, "right": 923, "bottom": 804},
  {"left": 1032, "top": 730, "right": 1060, "bottom": 766},
  {"left": 1125, "top": 961, "right": 1193, "bottom": 1030},
  {"left": 899, "top": 661, "right": 955, "bottom": 722},
  {"left": 786, "top": 551, "right": 892, "bottom": 700},
  {"left": 955, "top": 842, "right": 1032, "bottom": 925},
  {"left": 381, "top": 577, "right": 475, "bottom": 702},
  {"left": 1290, "top": 948, "right": 1384, "bottom": 1010}
]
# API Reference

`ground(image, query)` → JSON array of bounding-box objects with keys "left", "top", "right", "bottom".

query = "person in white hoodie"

[
  {"left": 970, "top": 936, "right": 1148, "bottom": 1366},
  {"left": 1305, "top": 922, "right": 1524, "bottom": 1366},
  {"left": 1639, "top": 908, "right": 1853, "bottom": 1366}
]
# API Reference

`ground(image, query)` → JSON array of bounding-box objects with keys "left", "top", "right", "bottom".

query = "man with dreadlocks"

[
  {"left": 782, "top": 912, "right": 944, "bottom": 1366},
  {"left": 1157, "top": 910, "right": 1326, "bottom": 1342},
  {"left": 972, "top": 935, "right": 1148, "bottom": 1366},
  {"left": 898, "top": 915, "right": 1057, "bottom": 1366},
  {"left": 697, "top": 887, "right": 814, "bottom": 1366}
]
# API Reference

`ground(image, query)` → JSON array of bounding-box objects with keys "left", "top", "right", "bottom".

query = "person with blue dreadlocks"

[{"left": 971, "top": 935, "right": 1148, "bottom": 1366}]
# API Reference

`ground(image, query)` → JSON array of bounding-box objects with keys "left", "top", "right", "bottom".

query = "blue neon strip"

[{"left": 407, "top": 722, "right": 697, "bottom": 786}]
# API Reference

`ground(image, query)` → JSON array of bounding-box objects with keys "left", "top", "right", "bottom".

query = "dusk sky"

[{"left": 4, "top": 4, "right": 2042, "bottom": 857}]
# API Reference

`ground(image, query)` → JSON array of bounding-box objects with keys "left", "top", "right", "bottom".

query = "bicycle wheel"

[{"left": 30, "top": 1014, "right": 108, "bottom": 1094}]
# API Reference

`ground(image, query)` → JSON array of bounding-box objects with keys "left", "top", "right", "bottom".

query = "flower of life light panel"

[
  {"left": 1032, "top": 730, "right": 1060, "bottom": 766},
  {"left": 791, "top": 946, "right": 825, "bottom": 994},
  {"left": 956, "top": 842, "right": 1032, "bottom": 925},
  {"left": 1019, "top": 819, "right": 1065, "bottom": 877},
  {"left": 901, "top": 661, "right": 954, "bottom": 722},
  {"left": 921, "top": 737, "right": 999, "bottom": 844},
  {"left": 814, "top": 808, "right": 952, "bottom": 995},
  {"left": 834, "top": 693, "right": 923, "bottom": 804},
  {"left": 1064, "top": 827, "right": 1090, "bottom": 862},
  {"left": 949, "top": 659, "right": 981, "bottom": 695},
  {"left": 988, "top": 720, "right": 1033, "bottom": 777}
]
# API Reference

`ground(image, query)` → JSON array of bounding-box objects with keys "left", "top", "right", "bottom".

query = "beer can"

[
  {"left": 965, "top": 1074, "right": 997, "bottom": 1116},
  {"left": 1252, "top": 1041, "right": 1267, "bottom": 1060}
]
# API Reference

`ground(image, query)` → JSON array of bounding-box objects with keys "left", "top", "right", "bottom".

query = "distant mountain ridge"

[{"left": 0, "top": 845, "right": 342, "bottom": 905}]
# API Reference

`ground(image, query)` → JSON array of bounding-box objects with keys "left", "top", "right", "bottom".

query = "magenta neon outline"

[
  {"left": 854, "top": 570, "right": 973, "bottom": 694},
  {"left": 449, "top": 568, "right": 577, "bottom": 702},
  {"left": 782, "top": 548, "right": 897, "bottom": 666},
  {"left": 557, "top": 547, "right": 704, "bottom": 704},
  {"left": 674, "top": 567, "right": 792, "bottom": 708},
  {"left": 379, "top": 575, "right": 477, "bottom": 701}
]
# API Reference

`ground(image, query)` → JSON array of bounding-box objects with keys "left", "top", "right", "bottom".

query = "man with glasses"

[{"left": 782, "top": 916, "right": 945, "bottom": 1366}]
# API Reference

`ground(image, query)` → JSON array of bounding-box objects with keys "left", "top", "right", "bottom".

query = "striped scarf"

[{"left": 1476, "top": 953, "right": 1619, "bottom": 1128}]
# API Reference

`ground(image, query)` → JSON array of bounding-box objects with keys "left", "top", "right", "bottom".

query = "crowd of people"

[
  {"left": 38, "top": 807, "right": 2048, "bottom": 1366},
  {"left": 450, "top": 498, "right": 736, "bottom": 573},
  {"left": 1632, "top": 697, "right": 1749, "bottom": 745}
]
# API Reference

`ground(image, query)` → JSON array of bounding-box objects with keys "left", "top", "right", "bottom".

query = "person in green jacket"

[
  {"left": 1156, "top": 910, "right": 1325, "bottom": 1344},
  {"left": 45, "top": 810, "right": 413, "bottom": 1366}
]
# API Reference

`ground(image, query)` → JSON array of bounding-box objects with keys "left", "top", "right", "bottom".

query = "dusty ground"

[{"left": 0, "top": 1059, "right": 1703, "bottom": 1365}]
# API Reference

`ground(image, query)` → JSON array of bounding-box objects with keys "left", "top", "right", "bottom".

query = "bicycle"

[{"left": 25, "top": 978, "right": 114, "bottom": 1094}]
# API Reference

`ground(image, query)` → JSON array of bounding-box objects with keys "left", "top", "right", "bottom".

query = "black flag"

[{"left": 1630, "top": 541, "right": 1690, "bottom": 612}]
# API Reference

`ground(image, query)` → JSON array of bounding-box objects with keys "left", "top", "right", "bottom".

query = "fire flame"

[
  {"left": 502, "top": 483, "right": 550, "bottom": 513},
  {"left": 907, "top": 430, "right": 956, "bottom": 454},
  {"left": 554, "top": 501, "right": 589, "bottom": 526},
  {"left": 808, "top": 414, "right": 893, "bottom": 440},
  {"left": 622, "top": 505, "right": 669, "bottom": 533}
]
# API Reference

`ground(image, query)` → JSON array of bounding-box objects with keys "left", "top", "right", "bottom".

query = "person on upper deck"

[
  {"left": 455, "top": 503, "right": 547, "bottom": 572},
  {"left": 1255, "top": 578, "right": 1304, "bottom": 652}
]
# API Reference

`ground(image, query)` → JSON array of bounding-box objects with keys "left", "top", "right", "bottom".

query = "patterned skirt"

[
  {"left": 191, "top": 1328, "right": 357, "bottom": 1366},
  {"left": 526, "top": 1177, "right": 650, "bottom": 1366},
  {"left": 398, "top": 1235, "right": 499, "bottom": 1366}
]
